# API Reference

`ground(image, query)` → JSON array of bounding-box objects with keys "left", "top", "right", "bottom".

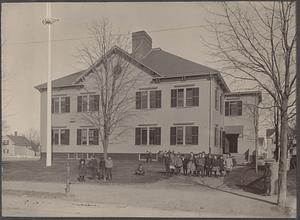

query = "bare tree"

[
  {"left": 75, "top": 19, "right": 144, "bottom": 164},
  {"left": 23, "top": 128, "right": 40, "bottom": 154},
  {"left": 204, "top": 2, "right": 296, "bottom": 206}
]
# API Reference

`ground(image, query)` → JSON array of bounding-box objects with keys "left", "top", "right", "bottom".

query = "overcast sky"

[{"left": 2, "top": 2, "right": 250, "bottom": 135}]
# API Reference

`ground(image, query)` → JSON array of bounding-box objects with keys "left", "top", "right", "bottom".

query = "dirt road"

[{"left": 2, "top": 179, "right": 296, "bottom": 218}]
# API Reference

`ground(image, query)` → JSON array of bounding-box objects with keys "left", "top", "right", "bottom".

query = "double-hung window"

[
  {"left": 135, "top": 127, "right": 147, "bottom": 145},
  {"left": 185, "top": 126, "right": 199, "bottom": 145},
  {"left": 170, "top": 127, "right": 184, "bottom": 145},
  {"left": 61, "top": 97, "right": 70, "bottom": 113},
  {"left": 60, "top": 129, "right": 70, "bottom": 145},
  {"left": 150, "top": 91, "right": 161, "bottom": 109},
  {"left": 52, "top": 97, "right": 60, "bottom": 113},
  {"left": 186, "top": 88, "right": 199, "bottom": 107},
  {"left": 77, "top": 94, "right": 99, "bottom": 112},
  {"left": 88, "top": 129, "right": 99, "bottom": 145},
  {"left": 171, "top": 89, "right": 184, "bottom": 107},
  {"left": 136, "top": 91, "right": 148, "bottom": 109},
  {"left": 149, "top": 127, "right": 161, "bottom": 145},
  {"left": 225, "top": 101, "right": 242, "bottom": 116},
  {"left": 52, "top": 128, "right": 69, "bottom": 145}
]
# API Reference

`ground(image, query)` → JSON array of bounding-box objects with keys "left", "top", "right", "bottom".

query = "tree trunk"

[{"left": 277, "top": 98, "right": 288, "bottom": 207}]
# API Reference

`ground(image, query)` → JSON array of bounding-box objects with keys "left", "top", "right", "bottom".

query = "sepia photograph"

[{"left": 1, "top": 1, "right": 297, "bottom": 218}]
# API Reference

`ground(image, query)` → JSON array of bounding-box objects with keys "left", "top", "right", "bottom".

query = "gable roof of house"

[
  {"left": 7, "top": 135, "right": 34, "bottom": 147},
  {"left": 35, "top": 46, "right": 162, "bottom": 91},
  {"left": 35, "top": 70, "right": 85, "bottom": 91},
  {"left": 34, "top": 46, "right": 230, "bottom": 92},
  {"left": 140, "top": 48, "right": 219, "bottom": 77}
]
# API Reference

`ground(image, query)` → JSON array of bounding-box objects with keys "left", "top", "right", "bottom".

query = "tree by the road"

[{"left": 205, "top": 2, "right": 296, "bottom": 206}]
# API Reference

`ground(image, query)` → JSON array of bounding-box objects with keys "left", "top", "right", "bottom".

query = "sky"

[{"left": 2, "top": 2, "right": 262, "bottom": 135}]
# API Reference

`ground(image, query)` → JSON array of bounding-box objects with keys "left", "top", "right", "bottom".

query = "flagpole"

[{"left": 43, "top": 3, "right": 59, "bottom": 166}]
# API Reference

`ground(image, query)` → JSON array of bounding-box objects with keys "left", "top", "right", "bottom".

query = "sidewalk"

[{"left": 2, "top": 180, "right": 296, "bottom": 218}]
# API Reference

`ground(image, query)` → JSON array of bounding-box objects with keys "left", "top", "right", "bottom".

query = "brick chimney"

[
  {"left": 14, "top": 131, "right": 17, "bottom": 136},
  {"left": 132, "top": 31, "right": 152, "bottom": 60}
]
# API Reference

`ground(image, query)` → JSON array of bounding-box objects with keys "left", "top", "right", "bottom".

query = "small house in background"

[{"left": 2, "top": 131, "right": 39, "bottom": 160}]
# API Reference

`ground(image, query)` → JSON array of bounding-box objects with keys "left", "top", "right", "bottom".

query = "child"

[
  {"left": 187, "top": 154, "right": 196, "bottom": 176},
  {"left": 88, "top": 155, "right": 98, "bottom": 180},
  {"left": 175, "top": 154, "right": 183, "bottom": 175},
  {"left": 78, "top": 159, "right": 87, "bottom": 182},
  {"left": 225, "top": 154, "right": 233, "bottom": 176},
  {"left": 198, "top": 152, "right": 206, "bottom": 177},
  {"left": 182, "top": 155, "right": 189, "bottom": 176},
  {"left": 135, "top": 164, "right": 145, "bottom": 175},
  {"left": 98, "top": 158, "right": 105, "bottom": 180},
  {"left": 211, "top": 155, "right": 220, "bottom": 177},
  {"left": 219, "top": 155, "right": 226, "bottom": 177},
  {"left": 205, "top": 154, "right": 213, "bottom": 177},
  {"left": 263, "top": 163, "right": 271, "bottom": 196},
  {"left": 105, "top": 157, "right": 113, "bottom": 180}
]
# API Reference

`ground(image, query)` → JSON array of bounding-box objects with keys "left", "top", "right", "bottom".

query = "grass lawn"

[{"left": 2, "top": 159, "right": 169, "bottom": 184}]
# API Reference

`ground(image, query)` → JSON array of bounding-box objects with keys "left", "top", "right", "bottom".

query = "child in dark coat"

[
  {"left": 182, "top": 156, "right": 189, "bottom": 176},
  {"left": 78, "top": 159, "right": 87, "bottom": 182},
  {"left": 264, "top": 163, "right": 271, "bottom": 196},
  {"left": 135, "top": 164, "right": 145, "bottom": 175},
  {"left": 205, "top": 154, "right": 213, "bottom": 177}
]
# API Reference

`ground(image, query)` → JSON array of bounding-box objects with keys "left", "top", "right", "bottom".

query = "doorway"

[{"left": 225, "top": 134, "right": 239, "bottom": 153}]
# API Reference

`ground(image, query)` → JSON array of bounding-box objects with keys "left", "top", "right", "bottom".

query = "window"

[
  {"left": 60, "top": 97, "right": 70, "bottom": 113},
  {"left": 135, "top": 127, "right": 147, "bottom": 145},
  {"left": 225, "top": 101, "right": 242, "bottom": 116},
  {"left": 220, "top": 94, "right": 223, "bottom": 114},
  {"left": 150, "top": 91, "right": 161, "bottom": 109},
  {"left": 136, "top": 91, "right": 148, "bottom": 109},
  {"left": 60, "top": 129, "right": 70, "bottom": 145},
  {"left": 171, "top": 89, "right": 184, "bottom": 107},
  {"left": 52, "top": 129, "right": 59, "bottom": 145},
  {"left": 215, "top": 126, "right": 219, "bottom": 147},
  {"left": 78, "top": 95, "right": 99, "bottom": 112},
  {"left": 185, "top": 126, "right": 198, "bottom": 145},
  {"left": 89, "top": 129, "right": 99, "bottom": 145},
  {"left": 149, "top": 127, "right": 161, "bottom": 145},
  {"left": 77, "top": 129, "right": 88, "bottom": 145},
  {"left": 68, "top": 153, "right": 76, "bottom": 159},
  {"left": 52, "top": 97, "right": 60, "bottom": 113},
  {"left": 89, "top": 95, "right": 99, "bottom": 112},
  {"left": 215, "top": 89, "right": 219, "bottom": 111},
  {"left": 170, "top": 127, "right": 184, "bottom": 145},
  {"left": 186, "top": 88, "right": 199, "bottom": 107},
  {"left": 172, "top": 88, "right": 199, "bottom": 108}
]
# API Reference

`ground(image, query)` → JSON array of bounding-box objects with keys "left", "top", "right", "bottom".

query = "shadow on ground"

[{"left": 2, "top": 160, "right": 170, "bottom": 185}]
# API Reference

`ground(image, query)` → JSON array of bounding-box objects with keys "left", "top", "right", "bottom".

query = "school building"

[{"left": 35, "top": 30, "right": 261, "bottom": 162}]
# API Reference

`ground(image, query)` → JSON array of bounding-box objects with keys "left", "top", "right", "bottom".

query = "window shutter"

[
  {"left": 65, "top": 129, "right": 70, "bottom": 145},
  {"left": 51, "top": 98, "right": 54, "bottom": 113},
  {"left": 237, "top": 101, "right": 242, "bottom": 115},
  {"left": 77, "top": 129, "right": 81, "bottom": 145},
  {"left": 135, "top": 128, "right": 141, "bottom": 145},
  {"left": 141, "top": 128, "right": 147, "bottom": 145},
  {"left": 66, "top": 97, "right": 70, "bottom": 113},
  {"left": 150, "top": 91, "right": 155, "bottom": 108},
  {"left": 193, "top": 88, "right": 199, "bottom": 106},
  {"left": 157, "top": 127, "right": 161, "bottom": 145},
  {"left": 94, "top": 129, "right": 99, "bottom": 145},
  {"left": 77, "top": 96, "right": 82, "bottom": 112},
  {"left": 171, "top": 90, "right": 177, "bottom": 107},
  {"left": 192, "top": 126, "right": 199, "bottom": 145},
  {"left": 225, "top": 101, "right": 229, "bottom": 116},
  {"left": 95, "top": 95, "right": 99, "bottom": 111},
  {"left": 136, "top": 92, "right": 141, "bottom": 109},
  {"left": 156, "top": 91, "right": 161, "bottom": 108},
  {"left": 170, "top": 127, "right": 176, "bottom": 145}
]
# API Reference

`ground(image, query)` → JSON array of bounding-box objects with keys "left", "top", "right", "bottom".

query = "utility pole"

[{"left": 42, "top": 3, "right": 59, "bottom": 166}]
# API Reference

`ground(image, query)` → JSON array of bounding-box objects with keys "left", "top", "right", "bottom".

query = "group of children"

[
  {"left": 78, "top": 156, "right": 113, "bottom": 181},
  {"left": 161, "top": 151, "right": 234, "bottom": 177}
]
